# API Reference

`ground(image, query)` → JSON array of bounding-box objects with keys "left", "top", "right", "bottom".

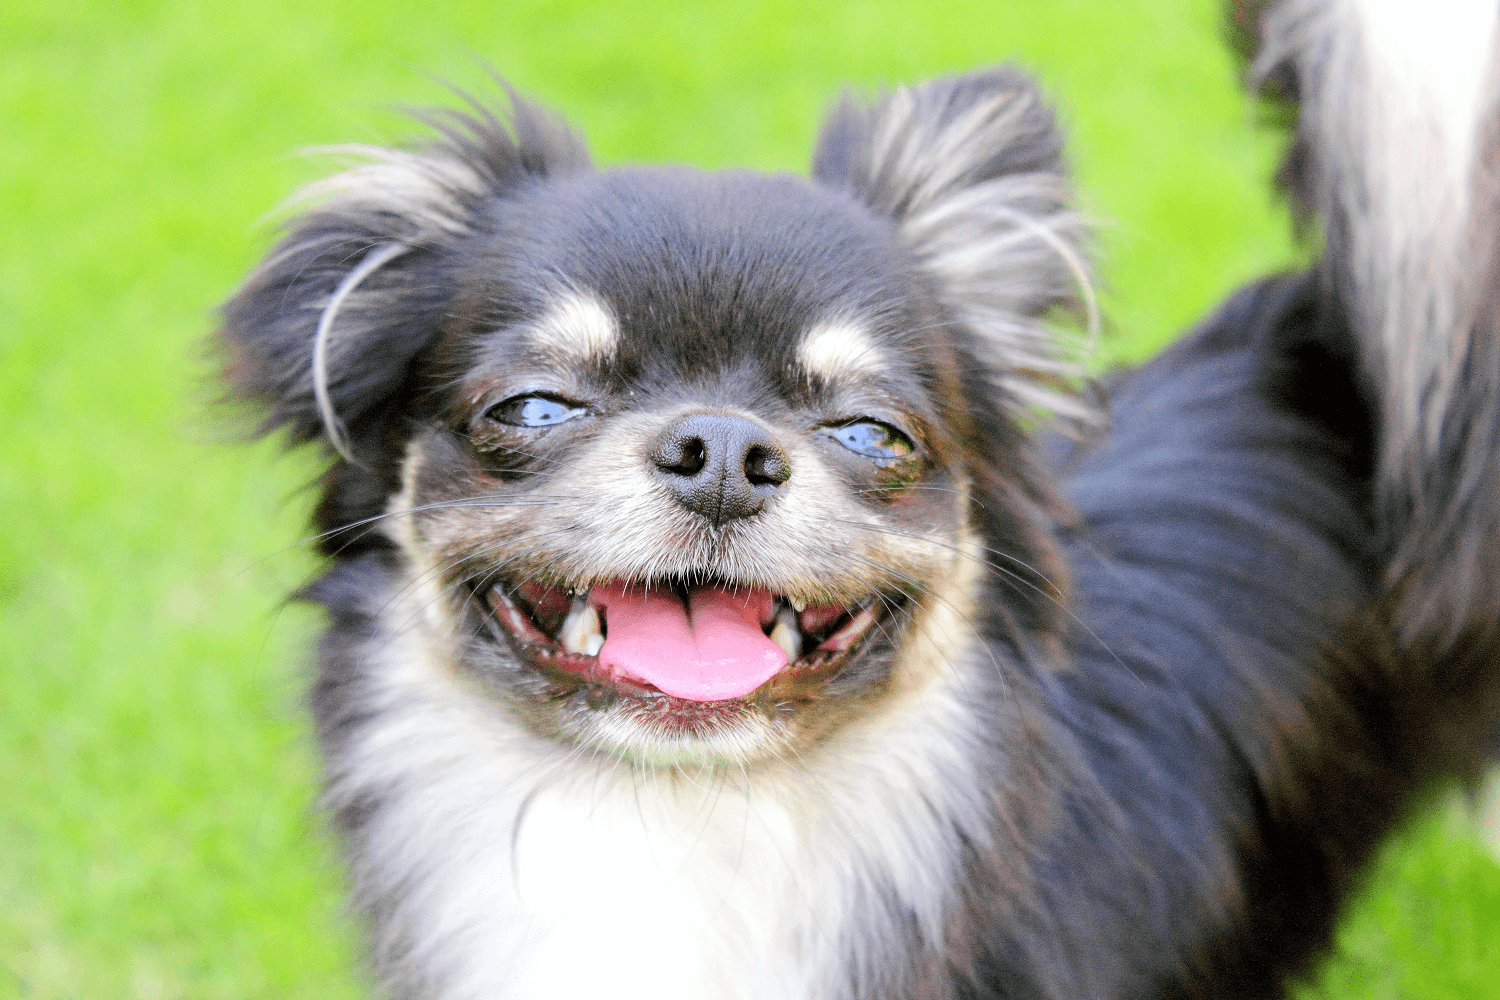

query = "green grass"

[
  {"left": 2, "top": 0, "right": 1495, "bottom": 996},
  {"left": 1295, "top": 795, "right": 1500, "bottom": 1000}
]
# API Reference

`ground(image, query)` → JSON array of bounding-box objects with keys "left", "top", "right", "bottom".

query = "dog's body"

[
  {"left": 221, "top": 3, "right": 1500, "bottom": 997},
  {"left": 300, "top": 275, "right": 1393, "bottom": 999}
]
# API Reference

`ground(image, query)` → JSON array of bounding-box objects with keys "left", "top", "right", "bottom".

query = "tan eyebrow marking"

[
  {"left": 797, "top": 320, "right": 884, "bottom": 380},
  {"left": 528, "top": 291, "right": 619, "bottom": 361}
]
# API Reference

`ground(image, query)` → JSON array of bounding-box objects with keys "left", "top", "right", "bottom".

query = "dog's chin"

[{"left": 460, "top": 572, "right": 912, "bottom": 767}]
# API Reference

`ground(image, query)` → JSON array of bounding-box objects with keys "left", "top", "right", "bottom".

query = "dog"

[{"left": 218, "top": 2, "right": 1500, "bottom": 996}]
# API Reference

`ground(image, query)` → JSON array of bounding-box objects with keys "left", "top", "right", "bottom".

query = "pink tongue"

[{"left": 592, "top": 584, "right": 786, "bottom": 702}]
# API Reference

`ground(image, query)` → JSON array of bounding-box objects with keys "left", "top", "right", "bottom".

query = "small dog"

[{"left": 220, "top": 2, "right": 1500, "bottom": 996}]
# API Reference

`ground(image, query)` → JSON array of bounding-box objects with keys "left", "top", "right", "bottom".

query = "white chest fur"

[
  {"left": 505, "top": 772, "right": 809, "bottom": 999},
  {"left": 322, "top": 558, "right": 991, "bottom": 1000}
]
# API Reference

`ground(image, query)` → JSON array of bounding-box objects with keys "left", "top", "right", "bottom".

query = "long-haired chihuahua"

[{"left": 219, "top": 2, "right": 1500, "bottom": 996}]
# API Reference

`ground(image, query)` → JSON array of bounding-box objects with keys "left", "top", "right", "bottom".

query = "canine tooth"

[
  {"left": 770, "top": 607, "right": 801, "bottom": 662},
  {"left": 559, "top": 597, "right": 602, "bottom": 655},
  {"left": 789, "top": 597, "right": 806, "bottom": 613}
]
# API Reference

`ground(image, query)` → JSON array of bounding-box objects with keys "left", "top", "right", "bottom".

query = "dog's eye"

[
  {"left": 821, "top": 420, "right": 915, "bottom": 462},
  {"left": 486, "top": 394, "right": 588, "bottom": 428}
]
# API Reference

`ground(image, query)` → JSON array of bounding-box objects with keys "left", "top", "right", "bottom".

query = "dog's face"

[
  {"left": 404, "top": 168, "right": 970, "bottom": 763},
  {"left": 222, "top": 70, "right": 1090, "bottom": 767}
]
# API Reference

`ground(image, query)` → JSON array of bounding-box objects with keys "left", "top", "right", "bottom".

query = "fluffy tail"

[{"left": 1242, "top": 0, "right": 1500, "bottom": 680}]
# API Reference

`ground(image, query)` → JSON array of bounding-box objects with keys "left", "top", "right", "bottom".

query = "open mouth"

[{"left": 473, "top": 576, "right": 895, "bottom": 706}]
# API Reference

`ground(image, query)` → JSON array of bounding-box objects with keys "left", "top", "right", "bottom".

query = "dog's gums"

[{"left": 478, "top": 578, "right": 894, "bottom": 705}]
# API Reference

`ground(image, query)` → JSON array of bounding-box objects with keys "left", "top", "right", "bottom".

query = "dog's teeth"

[
  {"left": 559, "top": 597, "right": 602, "bottom": 656},
  {"left": 770, "top": 607, "right": 801, "bottom": 662},
  {"left": 789, "top": 597, "right": 806, "bottom": 613}
]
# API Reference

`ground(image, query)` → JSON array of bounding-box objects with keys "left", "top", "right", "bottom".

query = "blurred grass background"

[{"left": 3, "top": 0, "right": 1498, "bottom": 996}]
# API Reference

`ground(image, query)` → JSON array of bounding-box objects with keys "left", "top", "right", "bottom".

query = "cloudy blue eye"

[
  {"left": 487, "top": 394, "right": 588, "bottom": 428},
  {"left": 821, "top": 420, "right": 915, "bottom": 462}
]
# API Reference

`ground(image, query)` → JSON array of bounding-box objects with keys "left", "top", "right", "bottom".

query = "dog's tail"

[{"left": 1240, "top": 0, "right": 1500, "bottom": 681}]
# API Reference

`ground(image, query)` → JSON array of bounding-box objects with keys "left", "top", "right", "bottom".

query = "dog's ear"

[
  {"left": 220, "top": 92, "right": 591, "bottom": 465},
  {"left": 811, "top": 68, "right": 1095, "bottom": 421}
]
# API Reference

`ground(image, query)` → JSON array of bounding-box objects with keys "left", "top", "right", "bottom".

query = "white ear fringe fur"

[{"left": 311, "top": 241, "right": 411, "bottom": 465}]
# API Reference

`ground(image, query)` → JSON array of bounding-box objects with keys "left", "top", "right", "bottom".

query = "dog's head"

[{"left": 222, "top": 69, "right": 1092, "bottom": 766}]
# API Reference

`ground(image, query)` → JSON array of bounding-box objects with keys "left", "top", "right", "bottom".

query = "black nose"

[{"left": 649, "top": 414, "right": 791, "bottom": 524}]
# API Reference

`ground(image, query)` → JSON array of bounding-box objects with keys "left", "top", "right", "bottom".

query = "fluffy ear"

[
  {"left": 219, "top": 91, "right": 591, "bottom": 465},
  {"left": 811, "top": 68, "right": 1096, "bottom": 422}
]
